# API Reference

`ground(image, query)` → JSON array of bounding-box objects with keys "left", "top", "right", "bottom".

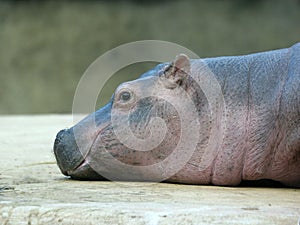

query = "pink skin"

[{"left": 54, "top": 44, "right": 300, "bottom": 187}]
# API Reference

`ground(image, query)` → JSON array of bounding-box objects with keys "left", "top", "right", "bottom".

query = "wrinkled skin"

[{"left": 54, "top": 43, "right": 300, "bottom": 187}]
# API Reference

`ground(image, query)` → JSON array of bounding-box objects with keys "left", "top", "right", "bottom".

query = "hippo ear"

[{"left": 162, "top": 54, "right": 190, "bottom": 88}]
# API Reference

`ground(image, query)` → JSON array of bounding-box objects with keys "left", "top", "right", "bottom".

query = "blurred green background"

[{"left": 0, "top": 0, "right": 299, "bottom": 114}]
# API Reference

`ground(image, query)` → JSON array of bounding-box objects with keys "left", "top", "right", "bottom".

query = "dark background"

[{"left": 0, "top": 0, "right": 299, "bottom": 114}]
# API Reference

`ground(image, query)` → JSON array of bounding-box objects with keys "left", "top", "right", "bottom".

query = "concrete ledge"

[{"left": 0, "top": 115, "right": 299, "bottom": 224}]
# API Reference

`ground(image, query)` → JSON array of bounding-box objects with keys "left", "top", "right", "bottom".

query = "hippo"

[{"left": 54, "top": 43, "right": 300, "bottom": 187}]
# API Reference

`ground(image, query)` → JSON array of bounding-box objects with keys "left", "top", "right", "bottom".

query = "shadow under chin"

[
  {"left": 163, "top": 179, "right": 288, "bottom": 188},
  {"left": 238, "top": 179, "right": 286, "bottom": 188}
]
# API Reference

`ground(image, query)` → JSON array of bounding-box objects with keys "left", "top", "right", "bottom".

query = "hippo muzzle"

[
  {"left": 53, "top": 128, "right": 104, "bottom": 180},
  {"left": 54, "top": 103, "right": 112, "bottom": 180}
]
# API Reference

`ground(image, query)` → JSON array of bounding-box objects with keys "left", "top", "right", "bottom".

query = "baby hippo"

[{"left": 54, "top": 43, "right": 300, "bottom": 187}]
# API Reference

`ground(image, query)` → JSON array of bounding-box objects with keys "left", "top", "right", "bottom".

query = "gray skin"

[{"left": 54, "top": 43, "right": 300, "bottom": 187}]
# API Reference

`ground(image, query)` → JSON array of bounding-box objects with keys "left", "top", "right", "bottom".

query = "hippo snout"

[
  {"left": 54, "top": 128, "right": 106, "bottom": 180},
  {"left": 53, "top": 128, "right": 84, "bottom": 175}
]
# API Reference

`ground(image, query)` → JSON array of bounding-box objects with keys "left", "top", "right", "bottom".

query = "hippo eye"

[{"left": 119, "top": 91, "right": 131, "bottom": 102}]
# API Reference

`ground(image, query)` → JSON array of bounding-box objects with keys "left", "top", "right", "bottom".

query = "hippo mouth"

[{"left": 64, "top": 158, "right": 106, "bottom": 180}]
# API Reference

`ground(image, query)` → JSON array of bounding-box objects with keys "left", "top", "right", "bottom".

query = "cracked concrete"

[{"left": 0, "top": 115, "right": 299, "bottom": 224}]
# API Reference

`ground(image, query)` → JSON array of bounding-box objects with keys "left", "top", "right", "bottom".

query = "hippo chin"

[{"left": 54, "top": 43, "right": 300, "bottom": 187}]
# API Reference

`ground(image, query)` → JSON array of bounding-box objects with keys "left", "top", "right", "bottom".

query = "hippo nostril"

[
  {"left": 53, "top": 128, "right": 85, "bottom": 175},
  {"left": 57, "top": 129, "right": 67, "bottom": 139}
]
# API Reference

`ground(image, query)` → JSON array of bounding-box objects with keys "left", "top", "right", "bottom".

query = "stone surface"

[{"left": 0, "top": 115, "right": 299, "bottom": 225}]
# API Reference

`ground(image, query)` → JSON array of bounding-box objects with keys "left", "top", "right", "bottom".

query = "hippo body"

[{"left": 54, "top": 43, "right": 300, "bottom": 187}]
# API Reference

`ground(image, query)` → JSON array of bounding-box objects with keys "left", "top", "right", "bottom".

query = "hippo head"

[{"left": 54, "top": 54, "right": 208, "bottom": 181}]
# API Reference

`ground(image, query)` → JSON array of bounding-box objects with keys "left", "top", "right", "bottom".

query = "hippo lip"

[{"left": 66, "top": 158, "right": 107, "bottom": 180}]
